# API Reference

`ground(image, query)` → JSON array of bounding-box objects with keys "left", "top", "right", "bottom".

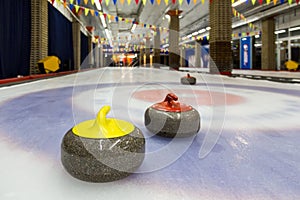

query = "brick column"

[
  {"left": 209, "top": 0, "right": 232, "bottom": 75},
  {"left": 153, "top": 29, "right": 161, "bottom": 66},
  {"left": 95, "top": 43, "right": 100, "bottom": 67},
  {"left": 100, "top": 44, "right": 104, "bottom": 67},
  {"left": 87, "top": 35, "right": 94, "bottom": 67},
  {"left": 168, "top": 10, "right": 182, "bottom": 70},
  {"left": 139, "top": 47, "right": 144, "bottom": 66},
  {"left": 261, "top": 17, "right": 276, "bottom": 70},
  {"left": 145, "top": 36, "right": 151, "bottom": 65},
  {"left": 30, "top": 0, "right": 48, "bottom": 74},
  {"left": 72, "top": 19, "right": 81, "bottom": 70},
  {"left": 194, "top": 41, "right": 201, "bottom": 67},
  {"left": 180, "top": 46, "right": 185, "bottom": 67}
]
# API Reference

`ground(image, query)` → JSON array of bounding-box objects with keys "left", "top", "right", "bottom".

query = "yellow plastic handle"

[{"left": 72, "top": 105, "right": 134, "bottom": 139}]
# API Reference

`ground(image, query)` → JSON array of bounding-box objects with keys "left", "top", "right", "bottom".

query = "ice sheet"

[{"left": 0, "top": 67, "right": 300, "bottom": 200}]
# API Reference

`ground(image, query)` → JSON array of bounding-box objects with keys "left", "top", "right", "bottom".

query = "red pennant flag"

[
  {"left": 135, "top": 0, "right": 139, "bottom": 4},
  {"left": 51, "top": 0, "right": 55, "bottom": 4},
  {"left": 100, "top": 0, "right": 103, "bottom": 3},
  {"left": 103, "top": 13, "right": 107, "bottom": 19},
  {"left": 259, "top": 0, "right": 263, "bottom": 4},
  {"left": 172, "top": 0, "right": 176, "bottom": 3},
  {"left": 296, "top": 0, "right": 299, "bottom": 4}
]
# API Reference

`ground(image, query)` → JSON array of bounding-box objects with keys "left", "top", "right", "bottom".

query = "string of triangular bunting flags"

[
  {"left": 232, "top": 7, "right": 259, "bottom": 30},
  {"left": 52, "top": 0, "right": 299, "bottom": 6}
]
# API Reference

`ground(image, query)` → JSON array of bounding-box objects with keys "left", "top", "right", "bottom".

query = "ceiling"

[{"left": 74, "top": 0, "right": 297, "bottom": 45}]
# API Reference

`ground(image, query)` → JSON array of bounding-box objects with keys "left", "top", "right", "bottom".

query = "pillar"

[
  {"left": 194, "top": 41, "right": 201, "bottom": 67},
  {"left": 139, "top": 47, "right": 144, "bottom": 66},
  {"left": 145, "top": 37, "right": 151, "bottom": 65},
  {"left": 180, "top": 46, "right": 186, "bottom": 67},
  {"left": 100, "top": 44, "right": 104, "bottom": 67},
  {"left": 153, "top": 29, "right": 161, "bottom": 66},
  {"left": 95, "top": 43, "right": 100, "bottom": 67},
  {"left": 168, "top": 10, "right": 182, "bottom": 70},
  {"left": 209, "top": 0, "right": 232, "bottom": 75},
  {"left": 30, "top": 0, "right": 48, "bottom": 74},
  {"left": 72, "top": 19, "right": 81, "bottom": 70},
  {"left": 88, "top": 35, "right": 94, "bottom": 67},
  {"left": 261, "top": 17, "right": 276, "bottom": 70}
]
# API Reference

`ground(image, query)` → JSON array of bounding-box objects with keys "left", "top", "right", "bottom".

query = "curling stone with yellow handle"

[{"left": 61, "top": 106, "right": 145, "bottom": 182}]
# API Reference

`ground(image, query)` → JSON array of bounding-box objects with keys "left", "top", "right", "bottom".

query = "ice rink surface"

[{"left": 0, "top": 67, "right": 300, "bottom": 200}]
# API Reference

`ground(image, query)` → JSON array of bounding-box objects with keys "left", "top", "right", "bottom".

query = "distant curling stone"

[
  {"left": 61, "top": 106, "right": 145, "bottom": 182},
  {"left": 181, "top": 73, "right": 196, "bottom": 85},
  {"left": 144, "top": 93, "right": 200, "bottom": 138}
]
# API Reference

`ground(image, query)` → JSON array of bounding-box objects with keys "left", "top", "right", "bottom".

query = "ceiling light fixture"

[
  {"left": 165, "top": 14, "right": 171, "bottom": 22},
  {"left": 95, "top": 0, "right": 102, "bottom": 11},
  {"left": 274, "top": 30, "right": 286, "bottom": 34},
  {"left": 289, "top": 26, "right": 300, "bottom": 32},
  {"left": 232, "top": 0, "right": 247, "bottom": 7},
  {"left": 100, "top": 14, "right": 107, "bottom": 28},
  {"left": 131, "top": 24, "right": 137, "bottom": 33}
]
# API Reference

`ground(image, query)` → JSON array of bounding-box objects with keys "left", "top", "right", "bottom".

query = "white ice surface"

[{"left": 0, "top": 67, "right": 300, "bottom": 200}]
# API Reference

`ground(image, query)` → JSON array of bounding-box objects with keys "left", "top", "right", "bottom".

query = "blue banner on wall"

[{"left": 240, "top": 36, "right": 252, "bottom": 69}]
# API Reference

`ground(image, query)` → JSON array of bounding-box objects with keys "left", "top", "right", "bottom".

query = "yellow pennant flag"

[
  {"left": 120, "top": 0, "right": 125, "bottom": 4},
  {"left": 193, "top": 0, "right": 196, "bottom": 4},
  {"left": 142, "top": 0, "right": 147, "bottom": 5},
  {"left": 56, "top": 0, "right": 60, "bottom": 5},
  {"left": 273, "top": 0, "right": 277, "bottom": 4},
  {"left": 74, "top": 5, "right": 80, "bottom": 13},
  {"left": 90, "top": 10, "right": 95, "bottom": 16},
  {"left": 201, "top": 0, "right": 204, "bottom": 4},
  {"left": 266, "top": 0, "right": 270, "bottom": 4},
  {"left": 252, "top": 0, "right": 256, "bottom": 5},
  {"left": 91, "top": 0, "right": 95, "bottom": 4},
  {"left": 85, "top": 8, "right": 89, "bottom": 16},
  {"left": 164, "top": 0, "right": 169, "bottom": 5},
  {"left": 288, "top": 0, "right": 292, "bottom": 4},
  {"left": 232, "top": 0, "right": 234, "bottom": 3},
  {"left": 84, "top": 0, "right": 88, "bottom": 4},
  {"left": 106, "top": 0, "right": 110, "bottom": 5},
  {"left": 127, "top": 0, "right": 132, "bottom": 4},
  {"left": 70, "top": 0, "right": 74, "bottom": 4},
  {"left": 179, "top": 0, "right": 183, "bottom": 5},
  {"left": 157, "top": 0, "right": 161, "bottom": 5}
]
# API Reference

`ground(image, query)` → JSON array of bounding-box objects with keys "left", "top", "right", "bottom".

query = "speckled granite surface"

[
  {"left": 61, "top": 127, "right": 145, "bottom": 182},
  {"left": 180, "top": 76, "right": 196, "bottom": 85},
  {"left": 144, "top": 107, "right": 200, "bottom": 138}
]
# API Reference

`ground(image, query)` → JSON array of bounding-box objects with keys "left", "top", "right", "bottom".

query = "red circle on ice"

[{"left": 132, "top": 89, "right": 246, "bottom": 106}]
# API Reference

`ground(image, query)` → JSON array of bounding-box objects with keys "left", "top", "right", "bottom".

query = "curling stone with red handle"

[
  {"left": 181, "top": 73, "right": 196, "bottom": 85},
  {"left": 61, "top": 105, "right": 145, "bottom": 182},
  {"left": 144, "top": 93, "right": 200, "bottom": 138}
]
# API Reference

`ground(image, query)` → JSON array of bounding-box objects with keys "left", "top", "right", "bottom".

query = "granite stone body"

[
  {"left": 181, "top": 76, "right": 196, "bottom": 85},
  {"left": 61, "top": 127, "right": 145, "bottom": 182},
  {"left": 144, "top": 107, "right": 200, "bottom": 138}
]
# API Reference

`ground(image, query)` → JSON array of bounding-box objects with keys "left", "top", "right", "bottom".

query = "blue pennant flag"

[
  {"left": 187, "top": 0, "right": 190, "bottom": 4},
  {"left": 150, "top": 0, "right": 154, "bottom": 4},
  {"left": 69, "top": 4, "right": 74, "bottom": 10},
  {"left": 113, "top": 0, "right": 117, "bottom": 4}
]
